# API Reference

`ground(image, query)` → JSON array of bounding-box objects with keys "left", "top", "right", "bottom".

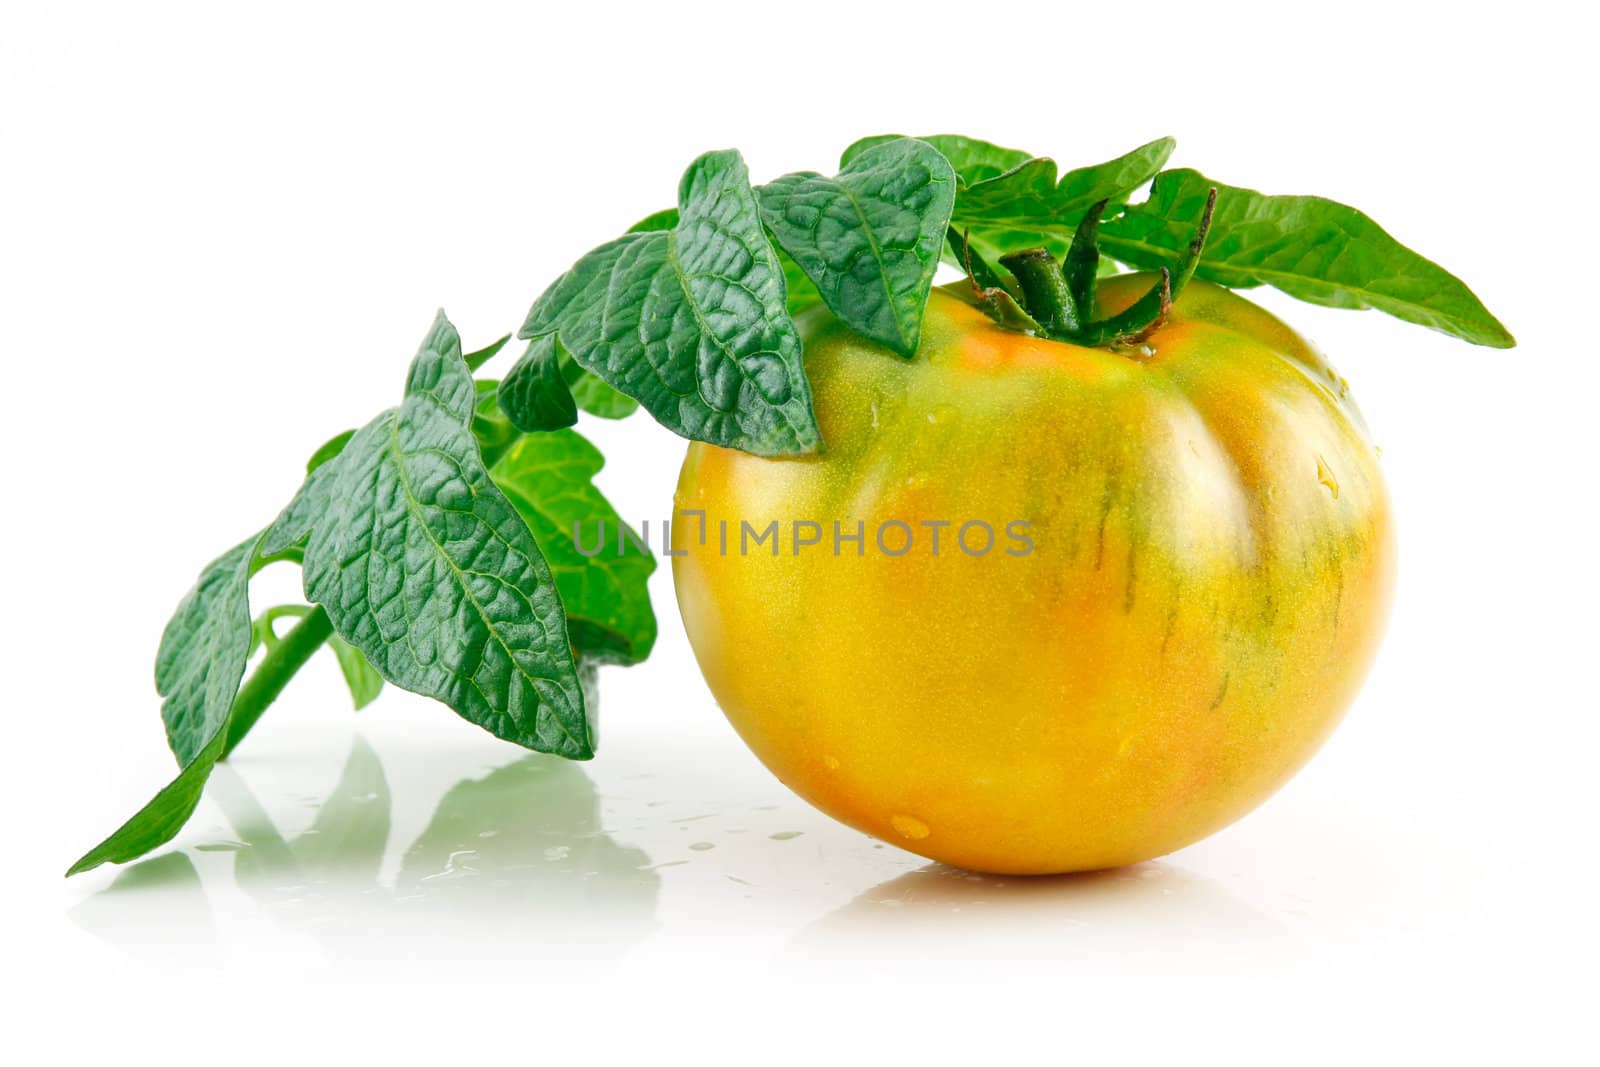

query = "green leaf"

[
  {"left": 328, "top": 636, "right": 384, "bottom": 709},
  {"left": 499, "top": 334, "right": 579, "bottom": 432},
  {"left": 260, "top": 428, "right": 360, "bottom": 561},
  {"left": 69, "top": 731, "right": 228, "bottom": 876},
  {"left": 471, "top": 379, "right": 522, "bottom": 470},
  {"left": 489, "top": 429, "right": 657, "bottom": 666},
  {"left": 306, "top": 430, "right": 355, "bottom": 474},
  {"left": 463, "top": 334, "right": 513, "bottom": 372},
  {"left": 776, "top": 247, "right": 824, "bottom": 318},
  {"left": 950, "top": 138, "right": 1175, "bottom": 263},
  {"left": 156, "top": 538, "right": 260, "bottom": 765},
  {"left": 301, "top": 311, "right": 593, "bottom": 758},
  {"left": 1099, "top": 169, "right": 1515, "bottom": 347},
  {"left": 628, "top": 208, "right": 678, "bottom": 233},
  {"left": 564, "top": 354, "right": 639, "bottom": 419},
  {"left": 758, "top": 137, "right": 956, "bottom": 355},
  {"left": 624, "top": 206, "right": 824, "bottom": 321},
  {"left": 515, "top": 150, "right": 818, "bottom": 457},
  {"left": 260, "top": 457, "right": 339, "bottom": 560},
  {"left": 70, "top": 536, "right": 260, "bottom": 875},
  {"left": 1056, "top": 139, "right": 1178, "bottom": 216},
  {"left": 842, "top": 133, "right": 1032, "bottom": 187}
]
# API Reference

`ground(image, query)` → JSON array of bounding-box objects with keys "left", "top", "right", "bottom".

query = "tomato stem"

[
  {"left": 981, "top": 187, "right": 1217, "bottom": 350},
  {"left": 999, "top": 249, "right": 1080, "bottom": 337}
]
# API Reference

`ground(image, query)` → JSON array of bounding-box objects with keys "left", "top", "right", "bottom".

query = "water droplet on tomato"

[
  {"left": 890, "top": 813, "right": 931, "bottom": 840},
  {"left": 1315, "top": 455, "right": 1340, "bottom": 500}
]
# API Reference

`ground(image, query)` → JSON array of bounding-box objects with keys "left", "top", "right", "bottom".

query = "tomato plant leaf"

[
  {"left": 260, "top": 457, "right": 339, "bottom": 560},
  {"left": 490, "top": 429, "right": 658, "bottom": 666},
  {"left": 842, "top": 134, "right": 1033, "bottom": 187},
  {"left": 620, "top": 207, "right": 825, "bottom": 321},
  {"left": 463, "top": 333, "right": 512, "bottom": 372},
  {"left": 1055, "top": 138, "right": 1178, "bottom": 216},
  {"left": 757, "top": 137, "right": 955, "bottom": 357},
  {"left": 69, "top": 535, "right": 260, "bottom": 875},
  {"left": 69, "top": 731, "right": 228, "bottom": 876},
  {"left": 306, "top": 430, "right": 355, "bottom": 474},
  {"left": 328, "top": 635, "right": 384, "bottom": 709},
  {"left": 1099, "top": 168, "right": 1515, "bottom": 347},
  {"left": 154, "top": 538, "right": 259, "bottom": 767},
  {"left": 301, "top": 311, "right": 593, "bottom": 759},
  {"left": 470, "top": 380, "right": 522, "bottom": 471},
  {"left": 776, "top": 247, "right": 824, "bottom": 319},
  {"left": 627, "top": 207, "right": 678, "bottom": 233},
  {"left": 564, "top": 355, "right": 639, "bottom": 419},
  {"left": 949, "top": 138, "right": 1175, "bottom": 265},
  {"left": 498, "top": 334, "right": 580, "bottom": 432},
  {"left": 513, "top": 150, "right": 818, "bottom": 457},
  {"left": 259, "top": 425, "right": 365, "bottom": 563}
]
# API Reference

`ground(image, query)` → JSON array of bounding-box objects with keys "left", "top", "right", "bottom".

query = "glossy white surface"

[{"left": 4, "top": 0, "right": 1595, "bottom": 1059}]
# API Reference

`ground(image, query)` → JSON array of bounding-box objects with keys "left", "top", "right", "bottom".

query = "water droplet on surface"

[
  {"left": 890, "top": 814, "right": 931, "bottom": 840},
  {"left": 688, "top": 841, "right": 715, "bottom": 852},
  {"left": 769, "top": 831, "right": 804, "bottom": 842},
  {"left": 1315, "top": 455, "right": 1341, "bottom": 500}
]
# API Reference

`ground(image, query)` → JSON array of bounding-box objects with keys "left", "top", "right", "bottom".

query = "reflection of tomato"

[{"left": 673, "top": 276, "right": 1395, "bottom": 874}]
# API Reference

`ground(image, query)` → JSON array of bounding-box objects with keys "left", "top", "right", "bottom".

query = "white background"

[{"left": 3, "top": 1, "right": 1595, "bottom": 1060}]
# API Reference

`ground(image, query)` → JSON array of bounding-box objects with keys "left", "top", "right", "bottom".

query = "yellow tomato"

[{"left": 672, "top": 275, "right": 1394, "bottom": 874}]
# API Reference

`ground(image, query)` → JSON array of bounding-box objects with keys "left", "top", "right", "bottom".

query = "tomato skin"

[{"left": 673, "top": 276, "right": 1394, "bottom": 875}]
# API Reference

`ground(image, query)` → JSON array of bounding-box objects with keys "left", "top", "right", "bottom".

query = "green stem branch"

[{"left": 222, "top": 605, "right": 335, "bottom": 759}]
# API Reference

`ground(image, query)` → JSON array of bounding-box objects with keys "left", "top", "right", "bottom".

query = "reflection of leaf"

[
  {"left": 210, "top": 735, "right": 391, "bottom": 892},
  {"left": 81, "top": 738, "right": 662, "bottom": 963},
  {"left": 396, "top": 755, "right": 658, "bottom": 922},
  {"left": 68, "top": 852, "right": 218, "bottom": 965},
  {"left": 288, "top": 737, "right": 390, "bottom": 880}
]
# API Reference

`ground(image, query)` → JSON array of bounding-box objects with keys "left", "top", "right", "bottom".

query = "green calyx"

[{"left": 972, "top": 187, "right": 1216, "bottom": 348}]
